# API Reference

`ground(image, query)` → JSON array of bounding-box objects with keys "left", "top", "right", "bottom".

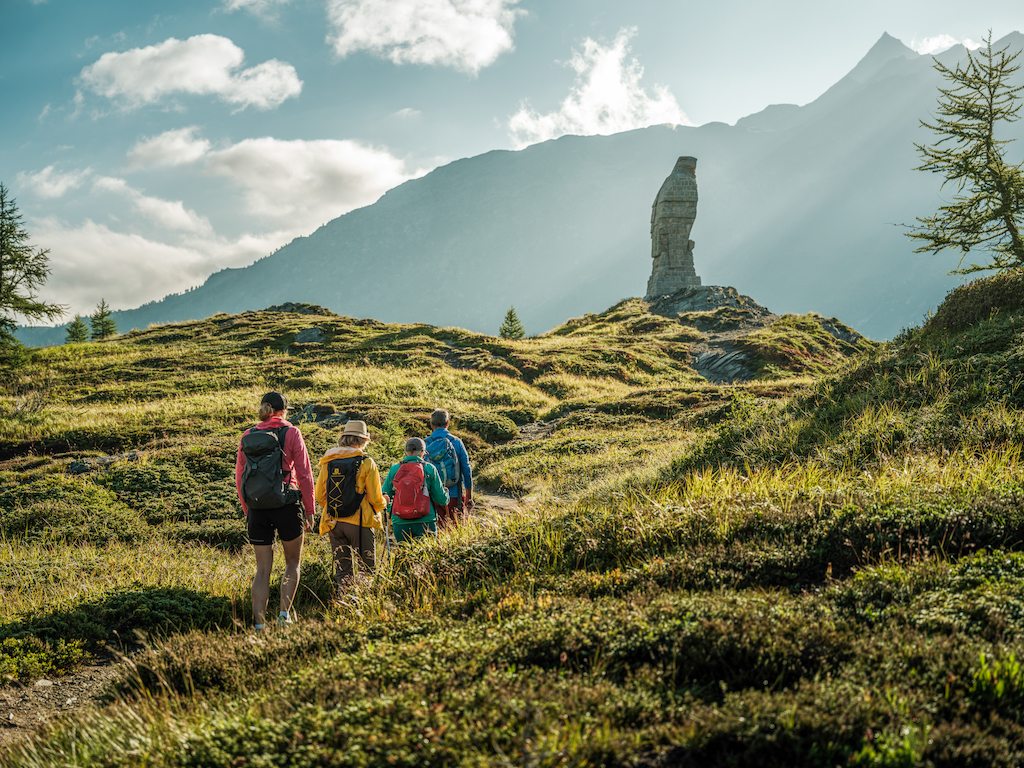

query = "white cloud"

[
  {"left": 78, "top": 34, "right": 302, "bottom": 111},
  {"left": 16, "top": 166, "right": 92, "bottom": 198},
  {"left": 127, "top": 127, "right": 212, "bottom": 169},
  {"left": 22, "top": 130, "right": 424, "bottom": 317},
  {"left": 205, "top": 136, "right": 420, "bottom": 229},
  {"left": 911, "top": 35, "right": 983, "bottom": 55},
  {"left": 393, "top": 107, "right": 422, "bottom": 119},
  {"left": 326, "top": 0, "right": 524, "bottom": 74},
  {"left": 92, "top": 177, "right": 214, "bottom": 235},
  {"left": 508, "top": 28, "right": 690, "bottom": 150},
  {"left": 29, "top": 217, "right": 293, "bottom": 317},
  {"left": 222, "top": 0, "right": 293, "bottom": 19}
]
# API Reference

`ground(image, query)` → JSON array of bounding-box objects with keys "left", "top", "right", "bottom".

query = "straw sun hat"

[{"left": 340, "top": 420, "right": 370, "bottom": 440}]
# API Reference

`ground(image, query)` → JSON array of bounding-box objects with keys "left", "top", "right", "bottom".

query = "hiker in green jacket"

[{"left": 382, "top": 437, "right": 450, "bottom": 543}]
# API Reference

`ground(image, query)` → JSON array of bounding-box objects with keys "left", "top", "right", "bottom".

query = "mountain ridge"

[{"left": 16, "top": 32, "right": 1024, "bottom": 346}]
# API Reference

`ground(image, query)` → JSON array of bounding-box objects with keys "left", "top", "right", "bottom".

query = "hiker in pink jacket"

[{"left": 235, "top": 391, "right": 315, "bottom": 630}]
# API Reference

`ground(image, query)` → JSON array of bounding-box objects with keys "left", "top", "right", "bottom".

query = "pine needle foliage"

[
  {"left": 89, "top": 299, "right": 117, "bottom": 341},
  {"left": 64, "top": 314, "right": 89, "bottom": 344},
  {"left": 910, "top": 33, "right": 1024, "bottom": 274},
  {"left": 0, "top": 183, "right": 65, "bottom": 369},
  {"left": 499, "top": 305, "right": 525, "bottom": 339}
]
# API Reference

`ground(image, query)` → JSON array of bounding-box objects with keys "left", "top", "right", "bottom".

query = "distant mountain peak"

[{"left": 846, "top": 33, "right": 919, "bottom": 84}]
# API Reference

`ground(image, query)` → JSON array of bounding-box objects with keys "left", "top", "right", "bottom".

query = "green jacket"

[{"left": 382, "top": 456, "right": 450, "bottom": 524}]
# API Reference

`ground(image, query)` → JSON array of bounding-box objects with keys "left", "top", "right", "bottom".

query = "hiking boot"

[{"left": 277, "top": 611, "right": 294, "bottom": 626}]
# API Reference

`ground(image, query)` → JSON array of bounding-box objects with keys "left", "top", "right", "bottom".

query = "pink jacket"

[{"left": 235, "top": 417, "right": 315, "bottom": 515}]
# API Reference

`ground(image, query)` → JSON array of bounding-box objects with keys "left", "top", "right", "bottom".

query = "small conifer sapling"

[
  {"left": 90, "top": 299, "right": 117, "bottom": 340},
  {"left": 500, "top": 306, "right": 525, "bottom": 339},
  {"left": 65, "top": 314, "right": 89, "bottom": 343}
]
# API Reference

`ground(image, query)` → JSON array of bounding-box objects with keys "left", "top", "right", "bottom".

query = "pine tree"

[
  {"left": 499, "top": 305, "right": 525, "bottom": 339},
  {"left": 909, "top": 32, "right": 1024, "bottom": 274},
  {"left": 89, "top": 299, "right": 117, "bottom": 340},
  {"left": 0, "top": 183, "right": 65, "bottom": 369},
  {"left": 65, "top": 314, "right": 89, "bottom": 343}
]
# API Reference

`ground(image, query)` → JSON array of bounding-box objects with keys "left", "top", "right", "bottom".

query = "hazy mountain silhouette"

[{"left": 18, "top": 32, "right": 1024, "bottom": 345}]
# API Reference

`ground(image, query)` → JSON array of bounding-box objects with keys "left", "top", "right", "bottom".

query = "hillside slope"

[{"left": 3, "top": 280, "right": 1024, "bottom": 765}]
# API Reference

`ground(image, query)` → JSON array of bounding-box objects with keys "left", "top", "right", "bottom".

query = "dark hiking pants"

[{"left": 328, "top": 522, "right": 375, "bottom": 590}]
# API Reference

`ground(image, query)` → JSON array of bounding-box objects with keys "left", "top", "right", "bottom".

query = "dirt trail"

[
  {"left": 472, "top": 489, "right": 519, "bottom": 517},
  {"left": 0, "top": 661, "right": 122, "bottom": 749}
]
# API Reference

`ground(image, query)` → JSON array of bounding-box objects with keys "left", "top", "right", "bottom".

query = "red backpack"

[{"left": 391, "top": 461, "right": 432, "bottom": 520}]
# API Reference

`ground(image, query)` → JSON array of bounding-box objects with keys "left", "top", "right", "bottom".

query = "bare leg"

[
  {"left": 252, "top": 544, "right": 274, "bottom": 626},
  {"left": 279, "top": 533, "right": 304, "bottom": 614}
]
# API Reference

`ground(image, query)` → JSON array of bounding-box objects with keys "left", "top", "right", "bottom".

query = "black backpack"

[
  {"left": 325, "top": 455, "right": 366, "bottom": 519},
  {"left": 240, "top": 426, "right": 301, "bottom": 510}
]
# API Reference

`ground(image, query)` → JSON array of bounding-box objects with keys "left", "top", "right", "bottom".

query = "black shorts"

[{"left": 247, "top": 503, "right": 304, "bottom": 545}]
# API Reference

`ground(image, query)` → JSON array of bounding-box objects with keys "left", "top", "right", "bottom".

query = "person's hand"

[
  {"left": 304, "top": 512, "right": 315, "bottom": 532},
  {"left": 382, "top": 493, "right": 391, "bottom": 506},
  {"left": 465, "top": 496, "right": 475, "bottom": 512}
]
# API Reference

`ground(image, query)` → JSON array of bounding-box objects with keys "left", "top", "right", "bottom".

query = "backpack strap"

[{"left": 273, "top": 425, "right": 293, "bottom": 487}]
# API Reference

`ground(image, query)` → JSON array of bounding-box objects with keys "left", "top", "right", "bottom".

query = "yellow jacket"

[{"left": 315, "top": 447, "right": 385, "bottom": 533}]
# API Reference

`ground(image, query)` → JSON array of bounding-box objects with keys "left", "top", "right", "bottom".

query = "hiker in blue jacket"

[{"left": 426, "top": 408, "right": 473, "bottom": 529}]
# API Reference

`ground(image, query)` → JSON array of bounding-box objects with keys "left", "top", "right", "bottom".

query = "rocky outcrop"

[
  {"left": 647, "top": 285, "right": 773, "bottom": 323},
  {"left": 646, "top": 157, "right": 701, "bottom": 297},
  {"left": 646, "top": 285, "right": 777, "bottom": 384},
  {"left": 646, "top": 285, "right": 865, "bottom": 383},
  {"left": 69, "top": 451, "right": 143, "bottom": 474},
  {"left": 294, "top": 327, "right": 325, "bottom": 343}
]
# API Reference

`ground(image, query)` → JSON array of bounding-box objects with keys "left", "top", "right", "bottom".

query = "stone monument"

[{"left": 645, "top": 156, "right": 701, "bottom": 296}]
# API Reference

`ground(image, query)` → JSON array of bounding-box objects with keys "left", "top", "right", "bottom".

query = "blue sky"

[{"left": 2, "top": 0, "right": 1020, "bottom": 319}]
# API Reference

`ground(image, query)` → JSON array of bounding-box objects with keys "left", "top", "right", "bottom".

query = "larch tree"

[
  {"left": 0, "top": 183, "right": 65, "bottom": 369},
  {"left": 909, "top": 32, "right": 1024, "bottom": 274}
]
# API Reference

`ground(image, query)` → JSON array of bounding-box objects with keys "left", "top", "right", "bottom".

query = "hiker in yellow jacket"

[{"left": 314, "top": 420, "right": 388, "bottom": 594}]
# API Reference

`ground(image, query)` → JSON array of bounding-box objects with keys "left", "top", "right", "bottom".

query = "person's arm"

[
  {"left": 455, "top": 437, "right": 473, "bottom": 508},
  {"left": 381, "top": 463, "right": 400, "bottom": 515},
  {"left": 284, "top": 427, "right": 316, "bottom": 517},
  {"left": 361, "top": 457, "right": 387, "bottom": 513},
  {"left": 314, "top": 458, "right": 327, "bottom": 511},
  {"left": 381, "top": 463, "right": 398, "bottom": 497},
  {"left": 235, "top": 434, "right": 249, "bottom": 516},
  {"left": 425, "top": 463, "right": 449, "bottom": 507}
]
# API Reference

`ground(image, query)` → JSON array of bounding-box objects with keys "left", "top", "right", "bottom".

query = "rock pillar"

[{"left": 646, "top": 156, "right": 701, "bottom": 296}]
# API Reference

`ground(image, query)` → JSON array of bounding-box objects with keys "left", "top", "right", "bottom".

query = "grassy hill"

[{"left": 1, "top": 288, "right": 1023, "bottom": 766}]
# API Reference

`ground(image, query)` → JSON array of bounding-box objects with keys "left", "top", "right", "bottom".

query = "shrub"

[
  {"left": 0, "top": 637, "right": 85, "bottom": 682},
  {"left": 2, "top": 584, "right": 234, "bottom": 648},
  {"left": 497, "top": 405, "right": 539, "bottom": 425},
  {"left": 0, "top": 476, "right": 148, "bottom": 544},
  {"left": 165, "top": 520, "right": 248, "bottom": 551},
  {"left": 458, "top": 412, "right": 518, "bottom": 442},
  {"left": 924, "top": 270, "right": 1024, "bottom": 334},
  {"left": 98, "top": 462, "right": 238, "bottom": 526},
  {"left": 970, "top": 652, "right": 1024, "bottom": 718}
]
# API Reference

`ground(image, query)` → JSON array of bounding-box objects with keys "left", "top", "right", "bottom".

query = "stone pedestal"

[{"left": 646, "top": 156, "right": 701, "bottom": 296}]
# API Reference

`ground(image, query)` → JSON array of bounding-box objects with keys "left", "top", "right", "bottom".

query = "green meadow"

[{"left": 1, "top": 281, "right": 1023, "bottom": 767}]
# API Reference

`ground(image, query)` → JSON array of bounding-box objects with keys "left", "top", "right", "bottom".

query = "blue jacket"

[{"left": 428, "top": 427, "right": 473, "bottom": 499}]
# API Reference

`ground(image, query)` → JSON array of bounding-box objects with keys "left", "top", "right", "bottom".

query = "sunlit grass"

[
  {"left": 10, "top": 298, "right": 1023, "bottom": 765},
  {"left": 308, "top": 363, "right": 554, "bottom": 410},
  {"left": 0, "top": 531, "right": 340, "bottom": 626}
]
